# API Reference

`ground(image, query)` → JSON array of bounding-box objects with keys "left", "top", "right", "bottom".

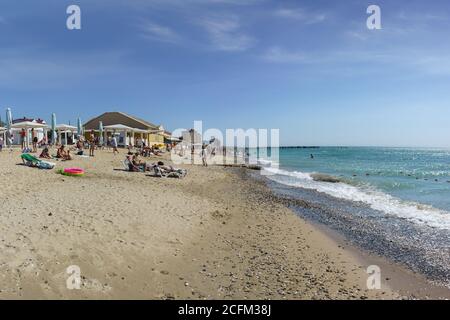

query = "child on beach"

[{"left": 39, "top": 147, "right": 51, "bottom": 159}]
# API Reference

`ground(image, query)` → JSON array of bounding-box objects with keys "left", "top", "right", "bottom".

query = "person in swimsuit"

[{"left": 39, "top": 147, "right": 52, "bottom": 159}]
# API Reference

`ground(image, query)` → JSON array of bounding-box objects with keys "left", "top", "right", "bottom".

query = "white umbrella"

[
  {"left": 77, "top": 117, "right": 83, "bottom": 139},
  {"left": 51, "top": 113, "right": 57, "bottom": 145},
  {"left": 11, "top": 121, "right": 47, "bottom": 149},
  {"left": 99, "top": 121, "right": 104, "bottom": 146},
  {"left": 5, "top": 108, "right": 13, "bottom": 147}
]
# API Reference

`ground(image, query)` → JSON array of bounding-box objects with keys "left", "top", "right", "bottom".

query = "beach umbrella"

[
  {"left": 6, "top": 107, "right": 12, "bottom": 129},
  {"left": 99, "top": 121, "right": 104, "bottom": 146},
  {"left": 51, "top": 113, "right": 57, "bottom": 145},
  {"left": 6, "top": 108, "right": 13, "bottom": 145},
  {"left": 77, "top": 117, "right": 83, "bottom": 139}
]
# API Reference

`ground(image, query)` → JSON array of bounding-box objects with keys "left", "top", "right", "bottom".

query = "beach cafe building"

[{"left": 84, "top": 112, "right": 166, "bottom": 148}]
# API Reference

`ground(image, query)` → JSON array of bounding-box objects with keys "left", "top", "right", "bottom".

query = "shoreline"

[
  {"left": 260, "top": 172, "right": 450, "bottom": 292},
  {"left": 300, "top": 213, "right": 450, "bottom": 299},
  {"left": 246, "top": 169, "right": 450, "bottom": 299},
  {"left": 0, "top": 149, "right": 448, "bottom": 299}
]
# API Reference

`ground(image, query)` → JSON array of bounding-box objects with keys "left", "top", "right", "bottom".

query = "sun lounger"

[
  {"left": 21, "top": 153, "right": 55, "bottom": 169},
  {"left": 152, "top": 165, "right": 187, "bottom": 178}
]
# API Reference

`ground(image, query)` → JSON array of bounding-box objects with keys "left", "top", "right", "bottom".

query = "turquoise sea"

[
  {"left": 252, "top": 147, "right": 450, "bottom": 287},
  {"left": 256, "top": 147, "right": 450, "bottom": 231}
]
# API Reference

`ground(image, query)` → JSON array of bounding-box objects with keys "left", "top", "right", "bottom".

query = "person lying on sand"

[
  {"left": 39, "top": 147, "right": 52, "bottom": 159},
  {"left": 56, "top": 145, "right": 73, "bottom": 161},
  {"left": 148, "top": 161, "right": 187, "bottom": 178}
]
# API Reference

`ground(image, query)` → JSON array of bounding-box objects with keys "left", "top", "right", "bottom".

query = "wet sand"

[{"left": 0, "top": 148, "right": 447, "bottom": 299}]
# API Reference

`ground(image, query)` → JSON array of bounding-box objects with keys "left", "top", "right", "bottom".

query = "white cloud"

[
  {"left": 140, "top": 22, "right": 181, "bottom": 44},
  {"left": 274, "top": 8, "right": 326, "bottom": 24},
  {"left": 262, "top": 47, "right": 306, "bottom": 63},
  {"left": 198, "top": 15, "right": 255, "bottom": 52}
]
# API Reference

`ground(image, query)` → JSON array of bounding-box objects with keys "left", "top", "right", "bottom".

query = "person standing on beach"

[
  {"left": 0, "top": 136, "right": 3, "bottom": 152},
  {"left": 88, "top": 130, "right": 95, "bottom": 157},
  {"left": 32, "top": 128, "right": 38, "bottom": 153},
  {"left": 201, "top": 143, "right": 208, "bottom": 167},
  {"left": 20, "top": 128, "right": 26, "bottom": 150},
  {"left": 111, "top": 135, "right": 119, "bottom": 155}
]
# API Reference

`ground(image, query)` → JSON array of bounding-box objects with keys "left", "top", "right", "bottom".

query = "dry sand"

[{"left": 0, "top": 148, "right": 448, "bottom": 299}]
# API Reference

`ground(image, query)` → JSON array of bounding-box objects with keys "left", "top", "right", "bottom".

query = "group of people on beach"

[
  {"left": 124, "top": 152, "right": 186, "bottom": 178},
  {"left": 37, "top": 145, "right": 73, "bottom": 161},
  {"left": 6, "top": 128, "right": 197, "bottom": 179}
]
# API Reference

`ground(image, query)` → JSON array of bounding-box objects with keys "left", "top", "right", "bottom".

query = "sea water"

[
  {"left": 253, "top": 147, "right": 450, "bottom": 287},
  {"left": 257, "top": 147, "right": 450, "bottom": 231}
]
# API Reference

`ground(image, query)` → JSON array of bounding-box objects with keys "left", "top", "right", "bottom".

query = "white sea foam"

[
  {"left": 257, "top": 159, "right": 279, "bottom": 167},
  {"left": 263, "top": 167, "right": 450, "bottom": 230}
]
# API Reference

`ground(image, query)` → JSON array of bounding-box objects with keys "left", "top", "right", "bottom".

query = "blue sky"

[{"left": 1, "top": 0, "right": 450, "bottom": 147}]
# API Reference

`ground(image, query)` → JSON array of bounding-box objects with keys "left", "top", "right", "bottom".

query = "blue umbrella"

[
  {"left": 99, "top": 121, "right": 104, "bottom": 146},
  {"left": 51, "top": 113, "right": 57, "bottom": 145}
]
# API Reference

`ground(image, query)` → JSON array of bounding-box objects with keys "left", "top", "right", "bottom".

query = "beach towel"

[{"left": 38, "top": 161, "right": 56, "bottom": 169}]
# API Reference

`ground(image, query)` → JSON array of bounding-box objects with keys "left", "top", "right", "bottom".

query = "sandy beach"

[{"left": 0, "top": 149, "right": 448, "bottom": 299}]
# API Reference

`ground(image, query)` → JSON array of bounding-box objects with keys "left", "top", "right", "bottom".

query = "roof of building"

[
  {"left": 11, "top": 121, "right": 48, "bottom": 129},
  {"left": 56, "top": 124, "right": 78, "bottom": 131},
  {"left": 12, "top": 117, "right": 46, "bottom": 124},
  {"left": 84, "top": 112, "right": 160, "bottom": 131}
]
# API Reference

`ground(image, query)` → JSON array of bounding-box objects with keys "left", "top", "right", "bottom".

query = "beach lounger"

[
  {"left": 21, "top": 153, "right": 55, "bottom": 170},
  {"left": 152, "top": 165, "right": 187, "bottom": 178}
]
